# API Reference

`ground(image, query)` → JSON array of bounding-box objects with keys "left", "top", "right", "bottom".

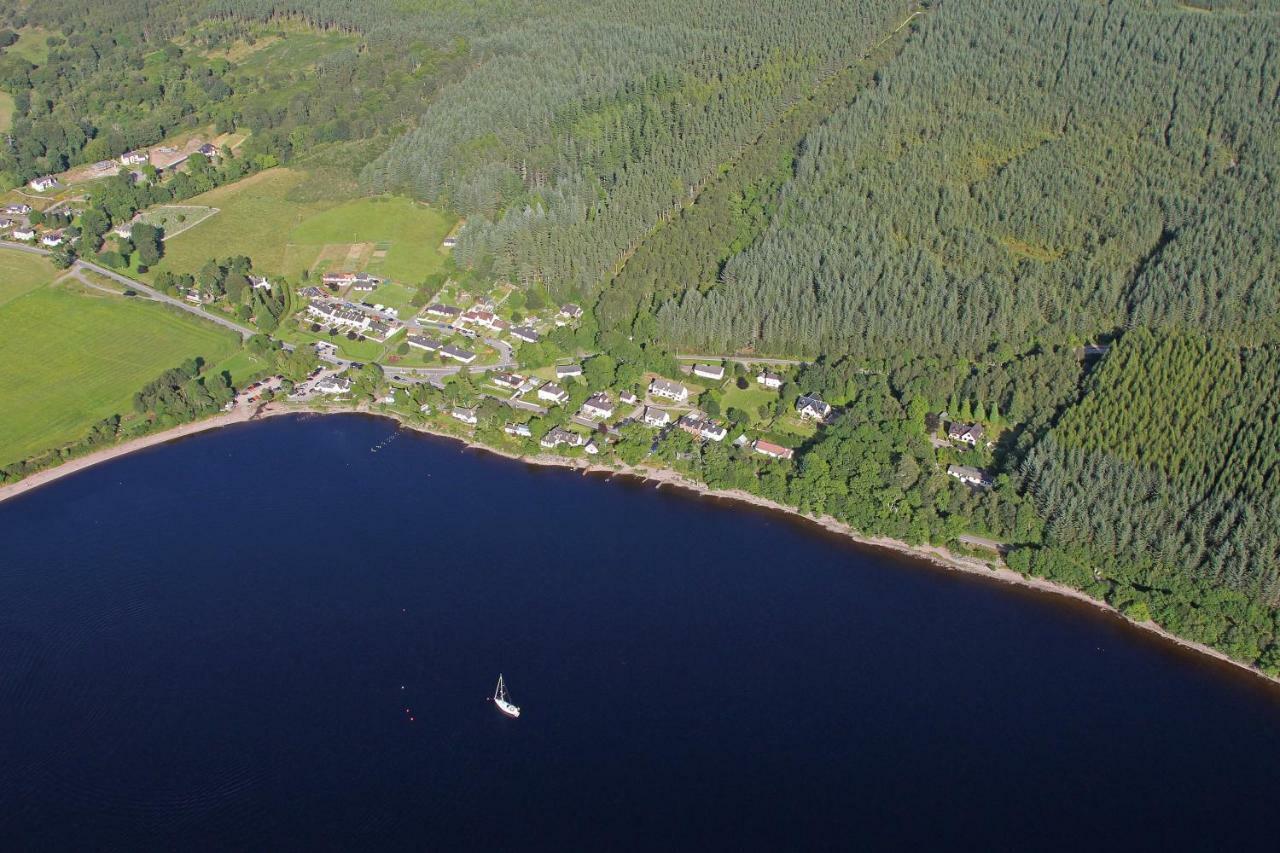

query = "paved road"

[
  {"left": 0, "top": 240, "right": 259, "bottom": 340},
  {"left": 675, "top": 354, "right": 805, "bottom": 367}
]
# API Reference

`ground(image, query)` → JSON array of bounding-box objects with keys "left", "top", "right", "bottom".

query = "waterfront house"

[
  {"left": 948, "top": 464, "right": 991, "bottom": 487},
  {"left": 315, "top": 375, "right": 353, "bottom": 395},
  {"left": 537, "top": 383, "right": 569, "bottom": 404},
  {"left": 948, "top": 422, "right": 985, "bottom": 445},
  {"left": 643, "top": 407, "right": 671, "bottom": 427},
  {"left": 753, "top": 439, "right": 794, "bottom": 461},
  {"left": 556, "top": 363, "right": 583, "bottom": 380},
  {"left": 452, "top": 407, "right": 479, "bottom": 425},
  {"left": 442, "top": 344, "right": 477, "bottom": 364},
  {"left": 678, "top": 414, "right": 728, "bottom": 443},
  {"left": 693, "top": 363, "right": 726, "bottom": 381},
  {"left": 581, "top": 393, "right": 615, "bottom": 421},
  {"left": 504, "top": 422, "right": 533, "bottom": 438},
  {"left": 796, "top": 394, "right": 832, "bottom": 422},
  {"left": 648, "top": 377, "right": 689, "bottom": 403},
  {"left": 540, "top": 426, "right": 583, "bottom": 449},
  {"left": 584, "top": 440, "right": 599, "bottom": 455},
  {"left": 510, "top": 325, "right": 540, "bottom": 344},
  {"left": 29, "top": 175, "right": 59, "bottom": 192},
  {"left": 757, "top": 372, "right": 783, "bottom": 389}
]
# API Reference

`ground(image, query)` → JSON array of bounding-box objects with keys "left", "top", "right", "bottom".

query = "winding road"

[{"left": 1, "top": 240, "right": 258, "bottom": 340}]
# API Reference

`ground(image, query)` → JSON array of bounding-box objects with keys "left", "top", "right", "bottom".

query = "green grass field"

[
  {"left": 0, "top": 261, "right": 241, "bottom": 465},
  {"left": 151, "top": 170, "right": 453, "bottom": 290},
  {"left": 147, "top": 168, "right": 335, "bottom": 277},
  {"left": 9, "top": 27, "right": 55, "bottom": 64},
  {"left": 0, "top": 252, "right": 55, "bottom": 308},
  {"left": 718, "top": 384, "right": 778, "bottom": 422},
  {"left": 138, "top": 205, "right": 220, "bottom": 239},
  {"left": 289, "top": 195, "right": 455, "bottom": 284}
]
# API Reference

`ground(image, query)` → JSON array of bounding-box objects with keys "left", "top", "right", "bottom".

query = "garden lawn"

[
  {"left": 0, "top": 280, "right": 240, "bottom": 466},
  {"left": 718, "top": 384, "right": 778, "bottom": 422}
]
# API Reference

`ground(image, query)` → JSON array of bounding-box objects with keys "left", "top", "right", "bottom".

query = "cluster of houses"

[
  {"left": 29, "top": 142, "right": 222, "bottom": 194},
  {"left": 322, "top": 271, "right": 382, "bottom": 292},
  {"left": 306, "top": 300, "right": 397, "bottom": 341},
  {"left": 406, "top": 333, "right": 477, "bottom": 364}
]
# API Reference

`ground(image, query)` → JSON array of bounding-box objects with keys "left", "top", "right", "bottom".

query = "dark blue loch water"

[{"left": 1, "top": 414, "right": 1278, "bottom": 851}]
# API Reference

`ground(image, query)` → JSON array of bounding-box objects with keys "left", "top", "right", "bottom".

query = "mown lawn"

[
  {"left": 0, "top": 252, "right": 56, "bottom": 308},
  {"left": 718, "top": 384, "right": 778, "bottom": 422},
  {"left": 289, "top": 195, "right": 455, "bottom": 285},
  {"left": 0, "top": 271, "right": 240, "bottom": 465}
]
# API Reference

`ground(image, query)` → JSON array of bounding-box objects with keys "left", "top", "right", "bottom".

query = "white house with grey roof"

[{"left": 648, "top": 378, "right": 688, "bottom": 403}]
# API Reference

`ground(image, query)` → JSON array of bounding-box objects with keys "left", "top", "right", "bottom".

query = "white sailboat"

[{"left": 493, "top": 674, "right": 521, "bottom": 718}]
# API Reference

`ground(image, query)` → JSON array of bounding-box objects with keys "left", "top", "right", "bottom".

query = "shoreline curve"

[{"left": 2, "top": 403, "right": 1277, "bottom": 692}]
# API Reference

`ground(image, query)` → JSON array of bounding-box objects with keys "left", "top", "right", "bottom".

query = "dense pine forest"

[{"left": 4, "top": 0, "right": 1279, "bottom": 672}]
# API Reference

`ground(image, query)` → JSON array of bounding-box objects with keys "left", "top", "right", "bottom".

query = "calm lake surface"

[{"left": 2, "top": 414, "right": 1278, "bottom": 851}]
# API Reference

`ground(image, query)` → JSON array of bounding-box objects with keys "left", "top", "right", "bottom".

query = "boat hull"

[{"left": 495, "top": 698, "right": 521, "bottom": 718}]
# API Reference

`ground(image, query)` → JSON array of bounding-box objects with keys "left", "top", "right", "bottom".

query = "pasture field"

[
  {"left": 149, "top": 169, "right": 335, "bottom": 277},
  {"left": 290, "top": 195, "right": 455, "bottom": 284},
  {"left": 152, "top": 170, "right": 453, "bottom": 290},
  {"left": 138, "top": 205, "right": 220, "bottom": 239},
  {"left": 0, "top": 266, "right": 240, "bottom": 465},
  {"left": 0, "top": 252, "right": 55, "bottom": 308}
]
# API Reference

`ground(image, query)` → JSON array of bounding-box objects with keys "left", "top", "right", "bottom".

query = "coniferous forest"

[{"left": 4, "top": 0, "right": 1280, "bottom": 672}]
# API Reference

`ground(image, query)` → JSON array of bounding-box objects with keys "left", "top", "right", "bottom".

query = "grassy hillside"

[
  {"left": 151, "top": 169, "right": 452, "bottom": 288},
  {"left": 0, "top": 259, "right": 240, "bottom": 466}
]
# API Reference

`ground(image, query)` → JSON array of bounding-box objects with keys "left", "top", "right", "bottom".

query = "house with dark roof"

[
  {"left": 947, "top": 464, "right": 991, "bottom": 487},
  {"left": 947, "top": 422, "right": 985, "bottom": 445},
  {"left": 693, "top": 363, "right": 726, "bottom": 381},
  {"left": 796, "top": 394, "right": 832, "bottom": 422},
  {"left": 537, "top": 383, "right": 569, "bottom": 404},
  {"left": 412, "top": 330, "right": 448, "bottom": 348},
  {"left": 510, "top": 326, "right": 540, "bottom": 344},
  {"left": 442, "top": 345, "right": 477, "bottom": 364},
  {"left": 643, "top": 407, "right": 671, "bottom": 427},
  {"left": 556, "top": 363, "right": 583, "bottom": 379},
  {"left": 581, "top": 393, "right": 615, "bottom": 421}
]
